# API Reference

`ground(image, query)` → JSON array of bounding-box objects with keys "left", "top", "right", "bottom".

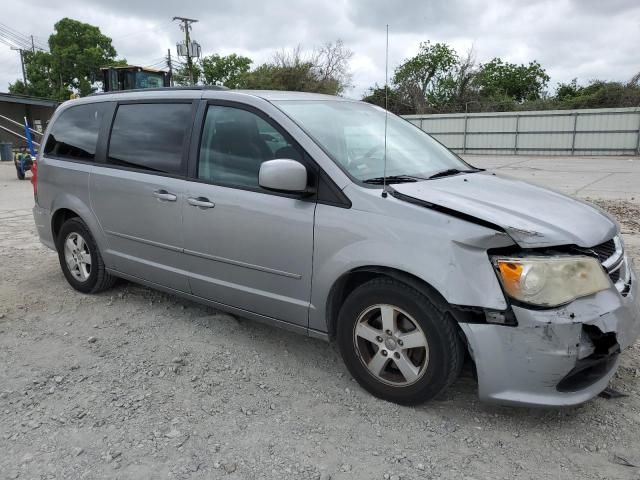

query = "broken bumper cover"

[{"left": 460, "top": 260, "right": 640, "bottom": 407}]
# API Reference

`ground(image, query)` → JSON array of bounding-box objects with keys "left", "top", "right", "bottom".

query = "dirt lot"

[{"left": 1, "top": 160, "right": 640, "bottom": 480}]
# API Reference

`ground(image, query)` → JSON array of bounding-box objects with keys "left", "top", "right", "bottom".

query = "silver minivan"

[{"left": 32, "top": 88, "right": 640, "bottom": 407}]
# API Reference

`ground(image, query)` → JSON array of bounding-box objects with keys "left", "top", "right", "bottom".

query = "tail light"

[{"left": 30, "top": 157, "right": 38, "bottom": 199}]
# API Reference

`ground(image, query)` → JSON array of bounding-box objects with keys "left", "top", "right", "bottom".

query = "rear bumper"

[
  {"left": 460, "top": 258, "right": 640, "bottom": 407},
  {"left": 33, "top": 204, "right": 55, "bottom": 250}
]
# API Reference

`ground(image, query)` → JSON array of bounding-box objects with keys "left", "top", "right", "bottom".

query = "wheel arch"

[
  {"left": 48, "top": 195, "right": 108, "bottom": 256},
  {"left": 326, "top": 266, "right": 469, "bottom": 340},
  {"left": 51, "top": 208, "right": 81, "bottom": 243}
]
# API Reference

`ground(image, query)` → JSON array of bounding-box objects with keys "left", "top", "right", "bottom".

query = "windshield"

[{"left": 273, "top": 100, "right": 470, "bottom": 182}]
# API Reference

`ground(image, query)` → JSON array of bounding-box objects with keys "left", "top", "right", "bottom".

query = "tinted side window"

[
  {"left": 44, "top": 103, "right": 106, "bottom": 160},
  {"left": 198, "top": 105, "right": 302, "bottom": 188},
  {"left": 108, "top": 103, "right": 192, "bottom": 174}
]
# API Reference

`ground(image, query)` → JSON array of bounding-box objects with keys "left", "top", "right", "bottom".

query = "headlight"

[{"left": 491, "top": 256, "right": 610, "bottom": 307}]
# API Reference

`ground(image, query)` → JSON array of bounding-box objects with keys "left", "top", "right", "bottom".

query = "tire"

[
  {"left": 336, "top": 277, "right": 464, "bottom": 406},
  {"left": 56, "top": 217, "right": 116, "bottom": 294}
]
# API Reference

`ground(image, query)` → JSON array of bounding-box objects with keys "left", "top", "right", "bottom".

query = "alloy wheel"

[
  {"left": 63, "top": 232, "right": 92, "bottom": 282},
  {"left": 353, "top": 304, "right": 429, "bottom": 386}
]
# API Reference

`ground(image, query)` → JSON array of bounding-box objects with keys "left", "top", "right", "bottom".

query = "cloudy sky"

[{"left": 0, "top": 0, "right": 638, "bottom": 98}]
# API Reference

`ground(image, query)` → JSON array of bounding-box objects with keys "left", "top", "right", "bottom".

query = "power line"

[
  {"left": 0, "top": 24, "right": 31, "bottom": 44},
  {"left": 0, "top": 28, "right": 31, "bottom": 50},
  {"left": 144, "top": 60, "right": 169, "bottom": 69},
  {"left": 0, "top": 23, "right": 49, "bottom": 88},
  {"left": 0, "top": 37, "right": 18, "bottom": 49},
  {"left": 142, "top": 55, "right": 173, "bottom": 70},
  {"left": 145, "top": 56, "right": 169, "bottom": 64},
  {"left": 0, "top": 23, "right": 47, "bottom": 51},
  {"left": 0, "top": 23, "right": 48, "bottom": 49}
]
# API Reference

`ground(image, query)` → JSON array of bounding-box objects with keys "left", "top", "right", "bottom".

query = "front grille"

[
  {"left": 587, "top": 236, "right": 629, "bottom": 295},
  {"left": 590, "top": 239, "right": 616, "bottom": 263},
  {"left": 609, "top": 268, "right": 621, "bottom": 284}
]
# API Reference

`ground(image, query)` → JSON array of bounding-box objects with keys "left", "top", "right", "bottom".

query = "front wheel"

[
  {"left": 56, "top": 217, "right": 116, "bottom": 293},
  {"left": 337, "top": 278, "right": 464, "bottom": 405}
]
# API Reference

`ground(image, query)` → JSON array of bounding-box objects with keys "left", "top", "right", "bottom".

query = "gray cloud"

[
  {"left": 345, "top": 0, "right": 488, "bottom": 35},
  {"left": 0, "top": 0, "right": 638, "bottom": 99}
]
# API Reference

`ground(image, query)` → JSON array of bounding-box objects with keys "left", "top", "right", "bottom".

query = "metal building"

[{"left": 0, "top": 92, "right": 58, "bottom": 147}]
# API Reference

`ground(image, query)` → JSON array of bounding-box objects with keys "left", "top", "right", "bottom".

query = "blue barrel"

[{"left": 0, "top": 142, "right": 12, "bottom": 161}]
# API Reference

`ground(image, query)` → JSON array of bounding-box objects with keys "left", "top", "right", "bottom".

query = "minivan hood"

[{"left": 392, "top": 172, "right": 617, "bottom": 248}]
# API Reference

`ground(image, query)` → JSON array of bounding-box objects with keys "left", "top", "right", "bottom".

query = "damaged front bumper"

[{"left": 460, "top": 258, "right": 640, "bottom": 407}]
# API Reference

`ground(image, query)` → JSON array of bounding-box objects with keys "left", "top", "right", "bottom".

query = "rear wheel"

[
  {"left": 56, "top": 218, "right": 116, "bottom": 293},
  {"left": 337, "top": 277, "right": 464, "bottom": 405}
]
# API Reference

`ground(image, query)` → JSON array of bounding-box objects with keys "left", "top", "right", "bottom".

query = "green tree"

[
  {"left": 9, "top": 17, "right": 124, "bottom": 100},
  {"left": 49, "top": 18, "right": 123, "bottom": 97},
  {"left": 200, "top": 53, "right": 252, "bottom": 88},
  {"left": 361, "top": 84, "right": 414, "bottom": 115},
  {"left": 363, "top": 45, "right": 479, "bottom": 113},
  {"left": 448, "top": 49, "right": 478, "bottom": 110},
  {"left": 8, "top": 51, "right": 56, "bottom": 98},
  {"left": 392, "top": 41, "right": 458, "bottom": 113},
  {"left": 474, "top": 58, "right": 549, "bottom": 102},
  {"left": 241, "top": 62, "right": 330, "bottom": 92},
  {"left": 558, "top": 81, "right": 640, "bottom": 109},
  {"left": 363, "top": 43, "right": 639, "bottom": 113},
  {"left": 172, "top": 61, "right": 202, "bottom": 86},
  {"left": 555, "top": 78, "right": 582, "bottom": 101},
  {"left": 313, "top": 40, "right": 353, "bottom": 94},
  {"left": 239, "top": 42, "right": 352, "bottom": 95}
]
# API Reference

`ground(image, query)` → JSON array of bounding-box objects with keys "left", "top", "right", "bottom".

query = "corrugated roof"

[{"left": 0, "top": 92, "right": 59, "bottom": 108}]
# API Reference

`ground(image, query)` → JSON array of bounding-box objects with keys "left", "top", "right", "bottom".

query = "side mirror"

[{"left": 259, "top": 159, "right": 308, "bottom": 193}]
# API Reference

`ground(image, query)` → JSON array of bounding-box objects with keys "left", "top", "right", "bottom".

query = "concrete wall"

[{"left": 404, "top": 107, "right": 640, "bottom": 156}]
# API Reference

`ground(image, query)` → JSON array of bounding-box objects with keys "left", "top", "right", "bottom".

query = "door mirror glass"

[{"left": 259, "top": 159, "right": 308, "bottom": 193}]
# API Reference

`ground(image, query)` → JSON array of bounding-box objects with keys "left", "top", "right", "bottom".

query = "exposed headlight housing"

[{"left": 491, "top": 256, "right": 611, "bottom": 307}]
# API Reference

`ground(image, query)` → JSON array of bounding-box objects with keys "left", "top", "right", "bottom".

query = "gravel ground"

[{"left": 1, "top": 163, "right": 640, "bottom": 480}]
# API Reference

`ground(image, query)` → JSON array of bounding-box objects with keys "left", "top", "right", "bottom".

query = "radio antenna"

[{"left": 381, "top": 24, "right": 390, "bottom": 198}]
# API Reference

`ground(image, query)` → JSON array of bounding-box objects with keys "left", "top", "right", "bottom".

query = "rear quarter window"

[{"left": 44, "top": 103, "right": 106, "bottom": 160}]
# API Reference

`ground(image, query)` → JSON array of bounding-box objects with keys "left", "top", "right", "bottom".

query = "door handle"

[
  {"left": 153, "top": 189, "right": 177, "bottom": 202},
  {"left": 187, "top": 197, "right": 215, "bottom": 209}
]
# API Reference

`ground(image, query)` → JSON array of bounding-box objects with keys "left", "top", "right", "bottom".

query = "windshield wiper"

[
  {"left": 362, "top": 175, "right": 424, "bottom": 185},
  {"left": 427, "top": 168, "right": 482, "bottom": 180}
]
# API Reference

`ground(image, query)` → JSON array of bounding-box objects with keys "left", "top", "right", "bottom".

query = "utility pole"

[
  {"left": 173, "top": 16, "right": 198, "bottom": 85},
  {"left": 30, "top": 35, "right": 35, "bottom": 53},
  {"left": 166, "top": 48, "right": 174, "bottom": 86},
  {"left": 10, "top": 47, "right": 26, "bottom": 85}
]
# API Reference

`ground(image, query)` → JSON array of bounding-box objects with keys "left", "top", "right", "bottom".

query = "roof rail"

[{"left": 89, "top": 85, "right": 229, "bottom": 97}]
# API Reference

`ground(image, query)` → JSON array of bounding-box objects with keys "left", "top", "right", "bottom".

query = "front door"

[{"left": 182, "top": 104, "right": 315, "bottom": 327}]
